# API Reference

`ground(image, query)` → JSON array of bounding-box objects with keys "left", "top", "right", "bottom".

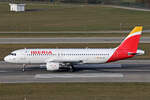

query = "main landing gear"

[
  {"left": 62, "top": 63, "right": 76, "bottom": 72},
  {"left": 69, "top": 65, "right": 76, "bottom": 72}
]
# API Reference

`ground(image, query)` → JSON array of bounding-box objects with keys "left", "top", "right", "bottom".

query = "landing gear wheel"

[{"left": 69, "top": 65, "right": 76, "bottom": 72}]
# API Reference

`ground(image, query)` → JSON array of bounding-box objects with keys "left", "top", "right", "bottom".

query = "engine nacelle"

[{"left": 46, "top": 62, "right": 60, "bottom": 71}]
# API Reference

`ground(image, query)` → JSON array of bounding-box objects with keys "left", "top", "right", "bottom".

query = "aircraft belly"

[
  {"left": 26, "top": 56, "right": 47, "bottom": 63},
  {"left": 82, "top": 56, "right": 108, "bottom": 64}
]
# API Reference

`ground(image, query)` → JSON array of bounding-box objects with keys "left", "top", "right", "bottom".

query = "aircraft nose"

[{"left": 4, "top": 56, "right": 9, "bottom": 62}]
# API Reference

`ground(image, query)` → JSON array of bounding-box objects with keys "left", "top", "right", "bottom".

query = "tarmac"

[
  {"left": 0, "top": 37, "right": 150, "bottom": 44},
  {"left": 0, "top": 60, "right": 150, "bottom": 83}
]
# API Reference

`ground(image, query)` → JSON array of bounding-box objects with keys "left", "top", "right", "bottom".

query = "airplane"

[{"left": 4, "top": 26, "right": 145, "bottom": 72}]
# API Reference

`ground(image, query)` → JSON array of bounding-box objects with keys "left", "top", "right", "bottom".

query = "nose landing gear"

[{"left": 22, "top": 64, "right": 26, "bottom": 72}]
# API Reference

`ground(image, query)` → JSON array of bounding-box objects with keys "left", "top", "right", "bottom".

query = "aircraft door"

[{"left": 17, "top": 50, "right": 29, "bottom": 63}]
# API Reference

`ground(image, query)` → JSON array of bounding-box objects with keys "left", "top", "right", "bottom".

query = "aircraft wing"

[
  {"left": 47, "top": 60, "right": 83, "bottom": 64},
  {"left": 45, "top": 58, "right": 83, "bottom": 64}
]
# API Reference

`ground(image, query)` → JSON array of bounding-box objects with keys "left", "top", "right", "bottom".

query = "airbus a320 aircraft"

[{"left": 4, "top": 26, "right": 144, "bottom": 72}]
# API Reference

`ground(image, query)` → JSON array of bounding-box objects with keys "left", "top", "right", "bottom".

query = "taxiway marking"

[{"left": 35, "top": 73, "right": 124, "bottom": 79}]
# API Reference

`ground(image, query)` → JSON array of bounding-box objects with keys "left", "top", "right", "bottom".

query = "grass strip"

[
  {"left": 0, "top": 3, "right": 150, "bottom": 31},
  {"left": 0, "top": 33, "right": 150, "bottom": 38},
  {"left": 0, "top": 83, "right": 150, "bottom": 100}
]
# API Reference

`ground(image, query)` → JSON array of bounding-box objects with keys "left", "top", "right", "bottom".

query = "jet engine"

[{"left": 46, "top": 62, "right": 60, "bottom": 71}]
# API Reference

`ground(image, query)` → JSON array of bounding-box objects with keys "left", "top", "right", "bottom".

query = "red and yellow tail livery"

[{"left": 107, "top": 26, "right": 143, "bottom": 62}]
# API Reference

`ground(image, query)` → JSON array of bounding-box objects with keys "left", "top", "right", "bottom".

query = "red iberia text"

[{"left": 31, "top": 51, "right": 52, "bottom": 54}]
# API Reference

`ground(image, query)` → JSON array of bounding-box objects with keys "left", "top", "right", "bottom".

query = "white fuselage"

[
  {"left": 3, "top": 26, "right": 145, "bottom": 71},
  {"left": 4, "top": 48, "right": 116, "bottom": 64}
]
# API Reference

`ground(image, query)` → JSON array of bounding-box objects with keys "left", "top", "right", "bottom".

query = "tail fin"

[
  {"left": 117, "top": 26, "right": 143, "bottom": 52},
  {"left": 107, "top": 26, "right": 143, "bottom": 62}
]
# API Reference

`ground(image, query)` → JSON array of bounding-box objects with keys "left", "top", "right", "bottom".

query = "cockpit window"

[{"left": 9, "top": 53, "right": 16, "bottom": 56}]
